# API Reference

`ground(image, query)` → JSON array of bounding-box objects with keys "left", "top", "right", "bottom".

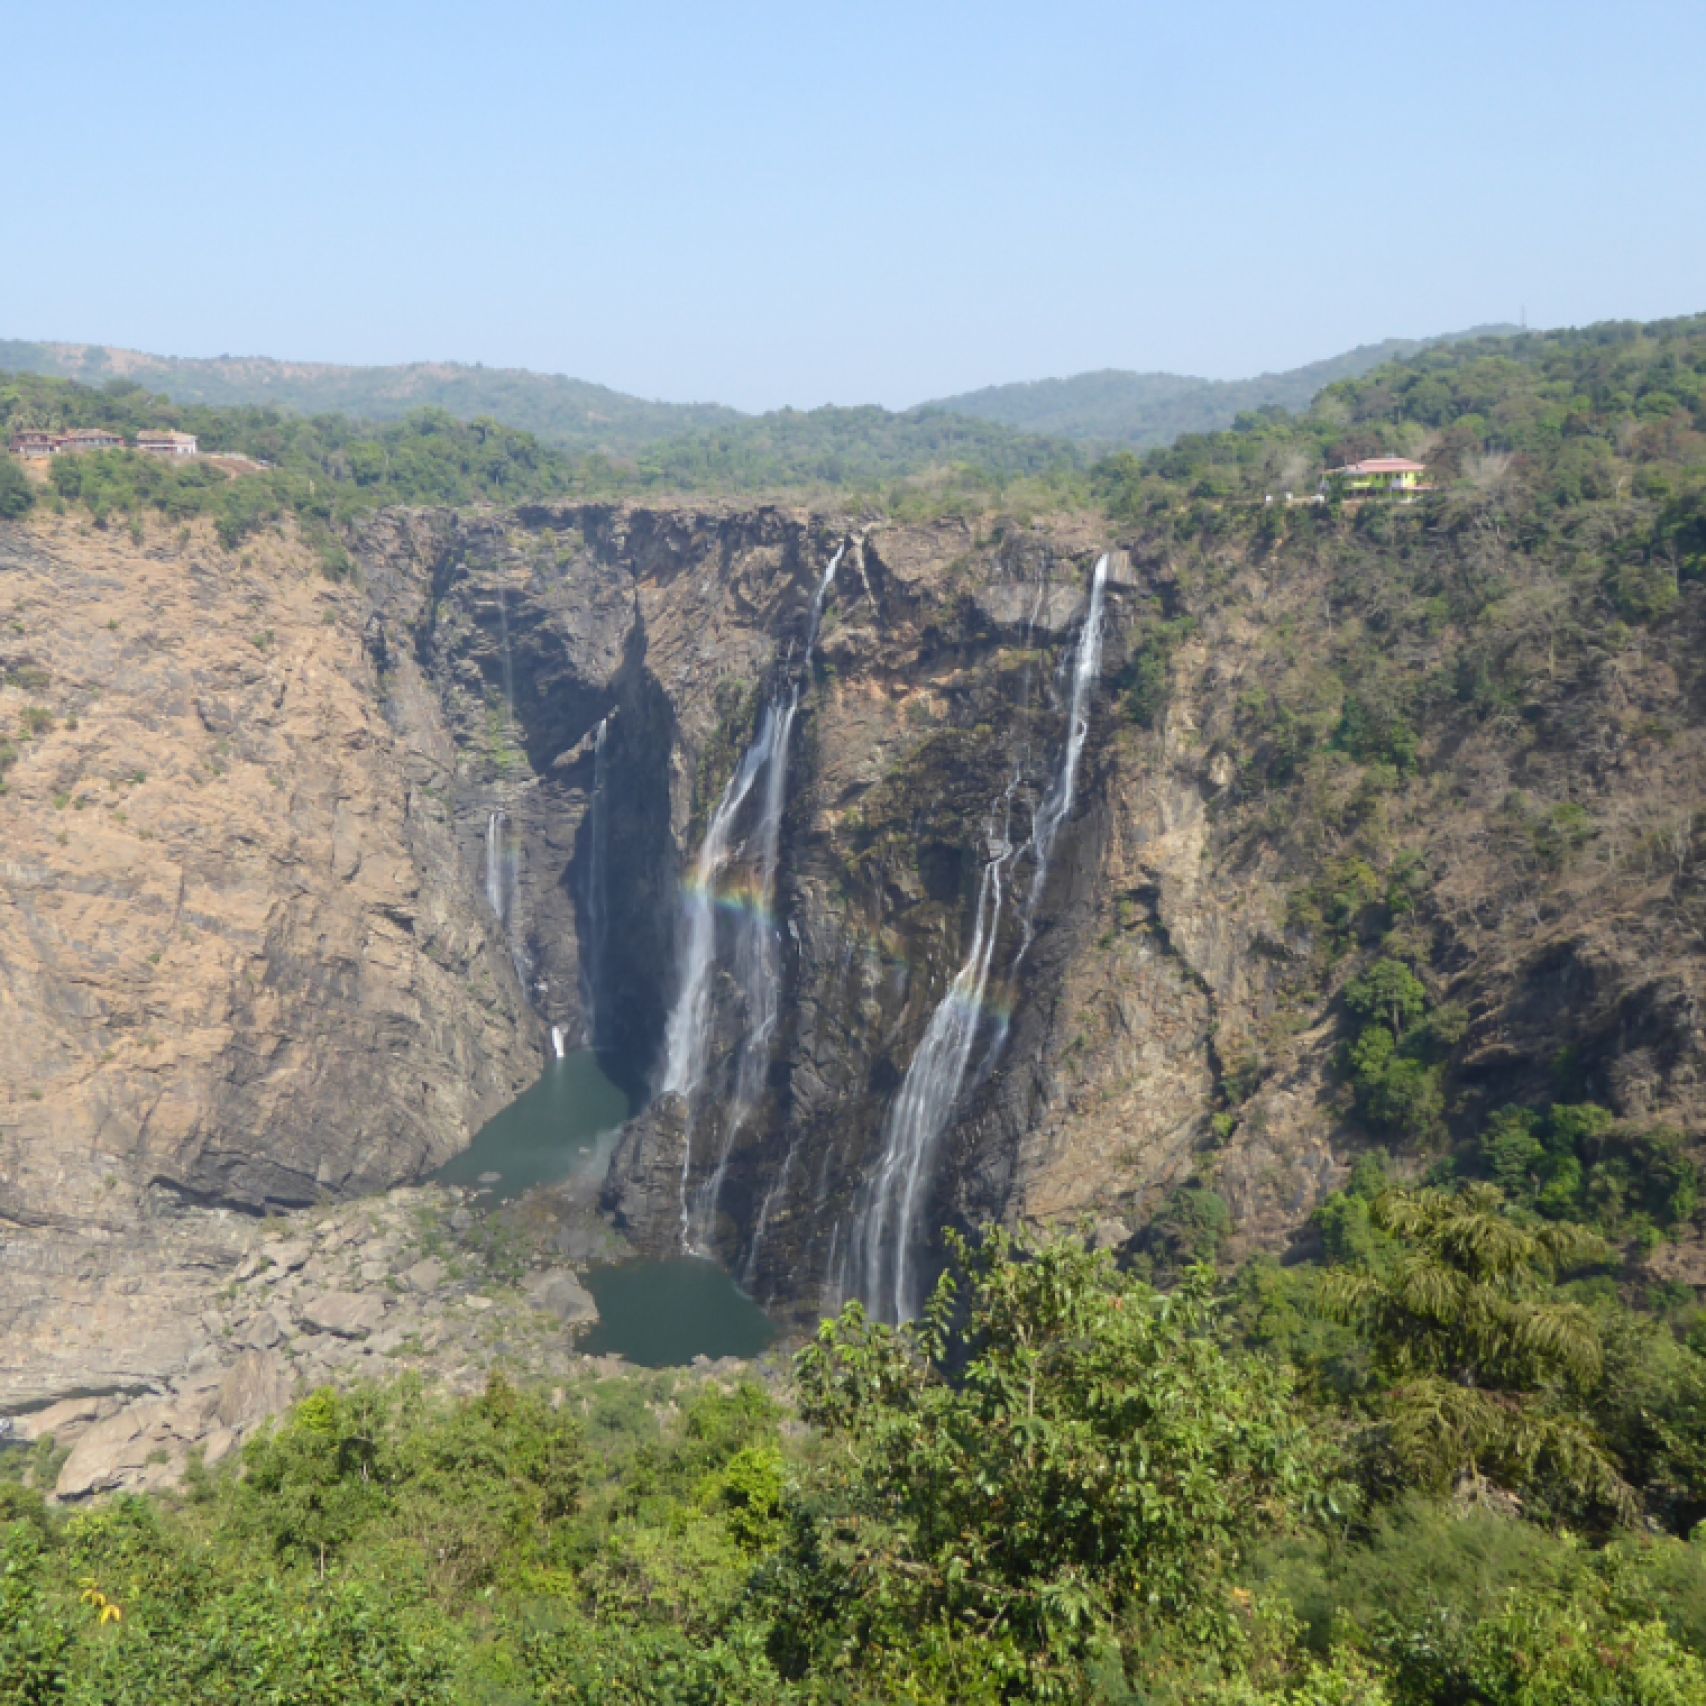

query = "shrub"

[{"left": 0, "top": 456, "right": 33, "bottom": 519}]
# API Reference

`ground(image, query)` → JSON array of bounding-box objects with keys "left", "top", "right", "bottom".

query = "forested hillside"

[
  {"left": 0, "top": 371, "right": 1082, "bottom": 536},
  {"left": 2, "top": 324, "right": 1514, "bottom": 460},
  {"left": 924, "top": 323, "right": 1519, "bottom": 447},
  {"left": 0, "top": 341, "right": 741, "bottom": 451}
]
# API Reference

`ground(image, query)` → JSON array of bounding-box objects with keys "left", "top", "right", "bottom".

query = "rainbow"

[
  {"left": 943, "top": 980, "right": 1016, "bottom": 1028},
  {"left": 678, "top": 879, "right": 1021, "bottom": 1029},
  {"left": 680, "top": 873, "right": 778, "bottom": 927}
]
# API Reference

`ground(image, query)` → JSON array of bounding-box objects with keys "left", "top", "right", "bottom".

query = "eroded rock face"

[
  {"left": 0, "top": 514, "right": 541, "bottom": 1407},
  {"left": 5, "top": 495, "right": 1702, "bottom": 1402},
  {"left": 6, "top": 1187, "right": 610, "bottom": 1498}
]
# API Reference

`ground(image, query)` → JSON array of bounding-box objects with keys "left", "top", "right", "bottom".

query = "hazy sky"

[{"left": 5, "top": 0, "right": 1702, "bottom": 412}]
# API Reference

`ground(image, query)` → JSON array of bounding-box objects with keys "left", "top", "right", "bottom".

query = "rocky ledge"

[{"left": 0, "top": 1186, "right": 607, "bottom": 1501}]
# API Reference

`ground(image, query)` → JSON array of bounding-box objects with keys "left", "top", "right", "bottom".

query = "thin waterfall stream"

[
  {"left": 484, "top": 807, "right": 508, "bottom": 923},
  {"left": 1022, "top": 551, "right": 1109, "bottom": 950},
  {"left": 484, "top": 806, "right": 529, "bottom": 986}
]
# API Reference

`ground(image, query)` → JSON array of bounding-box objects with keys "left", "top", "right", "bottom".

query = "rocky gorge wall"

[
  {"left": 5, "top": 494, "right": 1703, "bottom": 1412},
  {"left": 354, "top": 501, "right": 1395, "bottom": 1318}
]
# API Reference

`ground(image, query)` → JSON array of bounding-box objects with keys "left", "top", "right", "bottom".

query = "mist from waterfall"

[
  {"left": 842, "top": 553, "right": 1110, "bottom": 1321},
  {"left": 660, "top": 545, "right": 844, "bottom": 1249}
]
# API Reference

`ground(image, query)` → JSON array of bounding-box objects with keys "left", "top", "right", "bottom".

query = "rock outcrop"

[
  {"left": 6, "top": 1187, "right": 607, "bottom": 1498},
  {"left": 0, "top": 514, "right": 541, "bottom": 1407}
]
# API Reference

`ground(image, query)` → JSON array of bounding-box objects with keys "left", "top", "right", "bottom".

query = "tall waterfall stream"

[
  {"left": 844, "top": 552, "right": 1110, "bottom": 1320},
  {"left": 660, "top": 545, "right": 845, "bottom": 1250}
]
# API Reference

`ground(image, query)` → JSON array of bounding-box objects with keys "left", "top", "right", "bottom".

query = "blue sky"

[{"left": 4, "top": 0, "right": 1702, "bottom": 411}]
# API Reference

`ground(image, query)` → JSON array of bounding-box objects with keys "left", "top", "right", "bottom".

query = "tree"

[
  {"left": 0, "top": 455, "right": 33, "bottom": 519},
  {"left": 0, "top": 1526, "right": 68, "bottom": 1704},
  {"left": 1323, "top": 1185, "right": 1630, "bottom": 1516},
  {"left": 1344, "top": 960, "right": 1428, "bottom": 1041},
  {"left": 783, "top": 1230, "right": 1335, "bottom": 1699}
]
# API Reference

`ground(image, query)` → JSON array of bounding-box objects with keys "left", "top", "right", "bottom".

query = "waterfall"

[
  {"left": 661, "top": 544, "right": 844, "bottom": 1248},
  {"left": 484, "top": 809, "right": 509, "bottom": 923},
  {"left": 550, "top": 1025, "right": 566, "bottom": 1059},
  {"left": 1022, "top": 550, "right": 1109, "bottom": 943},
  {"left": 843, "top": 552, "right": 1110, "bottom": 1320},
  {"left": 847, "top": 784, "right": 1023, "bottom": 1322},
  {"left": 581, "top": 716, "right": 612, "bottom": 1047},
  {"left": 483, "top": 805, "right": 529, "bottom": 983}
]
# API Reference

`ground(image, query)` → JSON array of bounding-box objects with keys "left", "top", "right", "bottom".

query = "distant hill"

[
  {"left": 923, "top": 326, "right": 1522, "bottom": 449},
  {"left": 0, "top": 341, "right": 742, "bottom": 453},
  {"left": 3, "top": 327, "right": 1520, "bottom": 461}
]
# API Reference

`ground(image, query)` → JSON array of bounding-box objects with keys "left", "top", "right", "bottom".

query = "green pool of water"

[
  {"left": 431, "top": 1050, "right": 631, "bottom": 1200},
  {"left": 580, "top": 1258, "right": 778, "bottom": 1367},
  {"left": 432, "top": 1051, "right": 778, "bottom": 1366}
]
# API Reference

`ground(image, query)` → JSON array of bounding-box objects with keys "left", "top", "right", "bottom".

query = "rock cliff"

[{"left": 3, "top": 496, "right": 1702, "bottom": 1404}]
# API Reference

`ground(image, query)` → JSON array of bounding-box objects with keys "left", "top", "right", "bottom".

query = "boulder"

[
  {"left": 239, "top": 1310, "right": 284, "bottom": 1351},
  {"left": 214, "top": 1350, "right": 296, "bottom": 1431},
  {"left": 524, "top": 1269, "right": 598, "bottom": 1327},
  {"left": 17, "top": 1394, "right": 103, "bottom": 1443},
  {"left": 201, "top": 1426, "right": 240, "bottom": 1467},
  {"left": 55, "top": 1405, "right": 162, "bottom": 1499},
  {"left": 298, "top": 1291, "right": 387, "bottom": 1339},
  {"left": 401, "top": 1257, "right": 446, "bottom": 1293}
]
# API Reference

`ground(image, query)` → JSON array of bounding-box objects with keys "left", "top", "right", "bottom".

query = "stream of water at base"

[{"left": 430, "top": 1051, "right": 776, "bottom": 1365}]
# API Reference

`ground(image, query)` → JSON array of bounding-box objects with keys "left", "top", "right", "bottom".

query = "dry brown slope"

[{"left": 0, "top": 509, "right": 536, "bottom": 1404}]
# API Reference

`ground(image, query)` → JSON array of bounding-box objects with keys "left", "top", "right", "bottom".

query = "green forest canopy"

[
  {"left": 4, "top": 1216, "right": 1705, "bottom": 1703},
  {"left": 0, "top": 322, "right": 1516, "bottom": 453}
]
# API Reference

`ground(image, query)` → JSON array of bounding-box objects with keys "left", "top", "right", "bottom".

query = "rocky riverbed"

[{"left": 1, "top": 1184, "right": 621, "bottom": 1500}]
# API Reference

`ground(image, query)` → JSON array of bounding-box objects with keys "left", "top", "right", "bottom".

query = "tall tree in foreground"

[
  {"left": 1322, "top": 1183, "right": 1631, "bottom": 1518},
  {"left": 780, "top": 1230, "right": 1336, "bottom": 1701}
]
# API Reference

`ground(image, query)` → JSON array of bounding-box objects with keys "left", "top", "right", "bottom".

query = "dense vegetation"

[
  {"left": 1092, "top": 313, "right": 1706, "bottom": 544},
  {"left": 0, "top": 373, "right": 595, "bottom": 557},
  {"left": 926, "top": 324, "right": 1516, "bottom": 448},
  {"left": 0, "top": 369, "right": 1082, "bottom": 540},
  {"left": 3, "top": 1219, "right": 1704, "bottom": 1702},
  {"left": 2, "top": 327, "right": 1511, "bottom": 455}
]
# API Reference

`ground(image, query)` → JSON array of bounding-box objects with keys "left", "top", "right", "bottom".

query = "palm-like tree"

[{"left": 1323, "top": 1183, "right": 1632, "bottom": 1518}]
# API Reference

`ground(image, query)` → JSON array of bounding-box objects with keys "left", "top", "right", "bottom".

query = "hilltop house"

[
  {"left": 1323, "top": 456, "right": 1428, "bottom": 496},
  {"left": 136, "top": 430, "right": 198, "bottom": 456},
  {"left": 7, "top": 427, "right": 204, "bottom": 459},
  {"left": 58, "top": 428, "right": 125, "bottom": 453}
]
